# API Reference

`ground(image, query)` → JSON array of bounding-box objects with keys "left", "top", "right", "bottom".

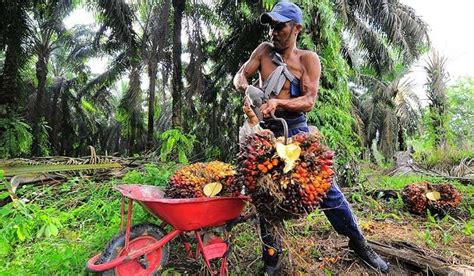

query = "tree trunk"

[
  {"left": 60, "top": 91, "right": 73, "bottom": 156},
  {"left": 146, "top": 0, "right": 171, "bottom": 148},
  {"left": 147, "top": 58, "right": 158, "bottom": 148},
  {"left": 162, "top": 67, "right": 169, "bottom": 105},
  {"left": 171, "top": 0, "right": 185, "bottom": 128},
  {"left": 50, "top": 78, "right": 63, "bottom": 154},
  {"left": 32, "top": 48, "right": 50, "bottom": 156},
  {"left": 0, "top": 1, "right": 28, "bottom": 112},
  {"left": 127, "top": 65, "right": 142, "bottom": 154},
  {"left": 367, "top": 240, "right": 473, "bottom": 275}
]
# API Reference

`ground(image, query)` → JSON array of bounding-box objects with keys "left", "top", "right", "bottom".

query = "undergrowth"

[
  {"left": 0, "top": 162, "right": 472, "bottom": 274},
  {"left": 0, "top": 174, "right": 159, "bottom": 274}
]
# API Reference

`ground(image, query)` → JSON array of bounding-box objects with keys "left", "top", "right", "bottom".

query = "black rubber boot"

[
  {"left": 349, "top": 239, "right": 389, "bottom": 273},
  {"left": 260, "top": 218, "right": 282, "bottom": 276},
  {"left": 260, "top": 235, "right": 282, "bottom": 276}
]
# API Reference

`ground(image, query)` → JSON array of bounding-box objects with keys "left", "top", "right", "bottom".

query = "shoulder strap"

[
  {"left": 262, "top": 50, "right": 298, "bottom": 99},
  {"left": 271, "top": 52, "right": 297, "bottom": 83}
]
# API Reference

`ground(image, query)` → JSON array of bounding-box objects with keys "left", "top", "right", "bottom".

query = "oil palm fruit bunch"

[
  {"left": 235, "top": 130, "right": 334, "bottom": 220},
  {"left": 164, "top": 161, "right": 240, "bottom": 198},
  {"left": 402, "top": 181, "right": 462, "bottom": 216}
]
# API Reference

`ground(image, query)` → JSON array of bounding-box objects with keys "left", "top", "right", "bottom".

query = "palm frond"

[
  {"left": 79, "top": 51, "right": 130, "bottom": 98},
  {"left": 354, "top": 69, "right": 421, "bottom": 157},
  {"left": 425, "top": 49, "right": 449, "bottom": 107},
  {"left": 334, "top": 0, "right": 428, "bottom": 74},
  {"left": 93, "top": 0, "right": 138, "bottom": 48},
  {"left": 67, "top": 24, "right": 101, "bottom": 63},
  {"left": 351, "top": 15, "right": 394, "bottom": 74}
]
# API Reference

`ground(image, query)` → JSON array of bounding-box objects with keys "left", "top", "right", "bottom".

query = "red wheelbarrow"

[{"left": 86, "top": 184, "right": 250, "bottom": 275}]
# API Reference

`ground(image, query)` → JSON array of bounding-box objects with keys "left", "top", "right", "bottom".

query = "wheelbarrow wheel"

[{"left": 97, "top": 223, "right": 170, "bottom": 276}]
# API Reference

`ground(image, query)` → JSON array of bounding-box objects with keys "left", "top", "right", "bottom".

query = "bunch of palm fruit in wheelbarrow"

[
  {"left": 164, "top": 161, "right": 241, "bottom": 198},
  {"left": 164, "top": 129, "right": 335, "bottom": 221}
]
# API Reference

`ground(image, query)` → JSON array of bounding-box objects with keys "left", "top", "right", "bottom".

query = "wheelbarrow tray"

[{"left": 115, "top": 184, "right": 248, "bottom": 231}]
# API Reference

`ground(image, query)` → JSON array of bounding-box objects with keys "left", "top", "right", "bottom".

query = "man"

[{"left": 233, "top": 1, "right": 389, "bottom": 274}]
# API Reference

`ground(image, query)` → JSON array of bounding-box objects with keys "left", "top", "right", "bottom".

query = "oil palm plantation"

[{"left": 0, "top": 0, "right": 431, "bottom": 161}]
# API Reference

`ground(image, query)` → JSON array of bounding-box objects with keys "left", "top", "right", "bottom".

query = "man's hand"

[
  {"left": 260, "top": 99, "right": 279, "bottom": 118},
  {"left": 243, "top": 99, "right": 259, "bottom": 126}
]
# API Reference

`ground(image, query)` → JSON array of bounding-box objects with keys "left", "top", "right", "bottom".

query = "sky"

[
  {"left": 64, "top": 1, "right": 474, "bottom": 96},
  {"left": 400, "top": 0, "right": 474, "bottom": 100}
]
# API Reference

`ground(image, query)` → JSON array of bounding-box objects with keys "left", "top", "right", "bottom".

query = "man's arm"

[
  {"left": 261, "top": 52, "right": 321, "bottom": 116},
  {"left": 233, "top": 42, "right": 269, "bottom": 92}
]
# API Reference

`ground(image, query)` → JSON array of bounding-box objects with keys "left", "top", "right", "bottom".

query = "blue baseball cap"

[{"left": 260, "top": 1, "right": 303, "bottom": 25}]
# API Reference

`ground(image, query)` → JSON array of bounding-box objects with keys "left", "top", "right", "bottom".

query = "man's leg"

[
  {"left": 320, "top": 181, "right": 389, "bottom": 273},
  {"left": 260, "top": 217, "right": 282, "bottom": 275}
]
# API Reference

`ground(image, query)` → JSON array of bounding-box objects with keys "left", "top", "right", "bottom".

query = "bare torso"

[
  {"left": 234, "top": 41, "right": 321, "bottom": 116},
  {"left": 258, "top": 42, "right": 310, "bottom": 100}
]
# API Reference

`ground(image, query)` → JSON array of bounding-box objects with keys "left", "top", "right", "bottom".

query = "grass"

[
  {"left": 0, "top": 177, "right": 156, "bottom": 275},
  {"left": 360, "top": 163, "right": 474, "bottom": 196}
]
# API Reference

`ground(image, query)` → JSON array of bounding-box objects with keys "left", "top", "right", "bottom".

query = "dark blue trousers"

[
  {"left": 319, "top": 181, "right": 364, "bottom": 241},
  {"left": 260, "top": 115, "right": 364, "bottom": 266}
]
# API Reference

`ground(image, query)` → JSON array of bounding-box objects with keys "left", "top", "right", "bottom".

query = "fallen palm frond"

[
  {"left": 1, "top": 163, "right": 121, "bottom": 177},
  {"left": 0, "top": 146, "right": 123, "bottom": 177},
  {"left": 0, "top": 146, "right": 129, "bottom": 193}
]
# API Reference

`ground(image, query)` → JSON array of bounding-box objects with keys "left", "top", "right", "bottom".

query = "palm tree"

[
  {"left": 424, "top": 49, "right": 449, "bottom": 148},
  {"left": 0, "top": 0, "right": 32, "bottom": 112},
  {"left": 85, "top": 0, "right": 174, "bottom": 152},
  {"left": 119, "top": 64, "right": 145, "bottom": 154},
  {"left": 29, "top": 0, "right": 75, "bottom": 155},
  {"left": 353, "top": 74, "right": 420, "bottom": 159},
  {"left": 141, "top": 0, "right": 172, "bottom": 148},
  {"left": 198, "top": 1, "right": 267, "bottom": 160}
]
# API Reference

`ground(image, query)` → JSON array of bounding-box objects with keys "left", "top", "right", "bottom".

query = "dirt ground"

[{"left": 165, "top": 200, "right": 474, "bottom": 275}]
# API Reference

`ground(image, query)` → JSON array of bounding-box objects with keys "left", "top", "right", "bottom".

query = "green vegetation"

[
  {"left": 0, "top": 0, "right": 432, "bottom": 164},
  {"left": 0, "top": 116, "right": 32, "bottom": 158},
  {"left": 0, "top": 174, "right": 155, "bottom": 274},
  {"left": 447, "top": 77, "right": 474, "bottom": 144}
]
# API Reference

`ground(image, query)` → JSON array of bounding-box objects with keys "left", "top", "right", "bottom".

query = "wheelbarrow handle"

[{"left": 270, "top": 111, "right": 288, "bottom": 144}]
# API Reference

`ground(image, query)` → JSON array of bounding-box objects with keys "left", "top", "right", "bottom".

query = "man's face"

[{"left": 269, "top": 20, "right": 299, "bottom": 51}]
